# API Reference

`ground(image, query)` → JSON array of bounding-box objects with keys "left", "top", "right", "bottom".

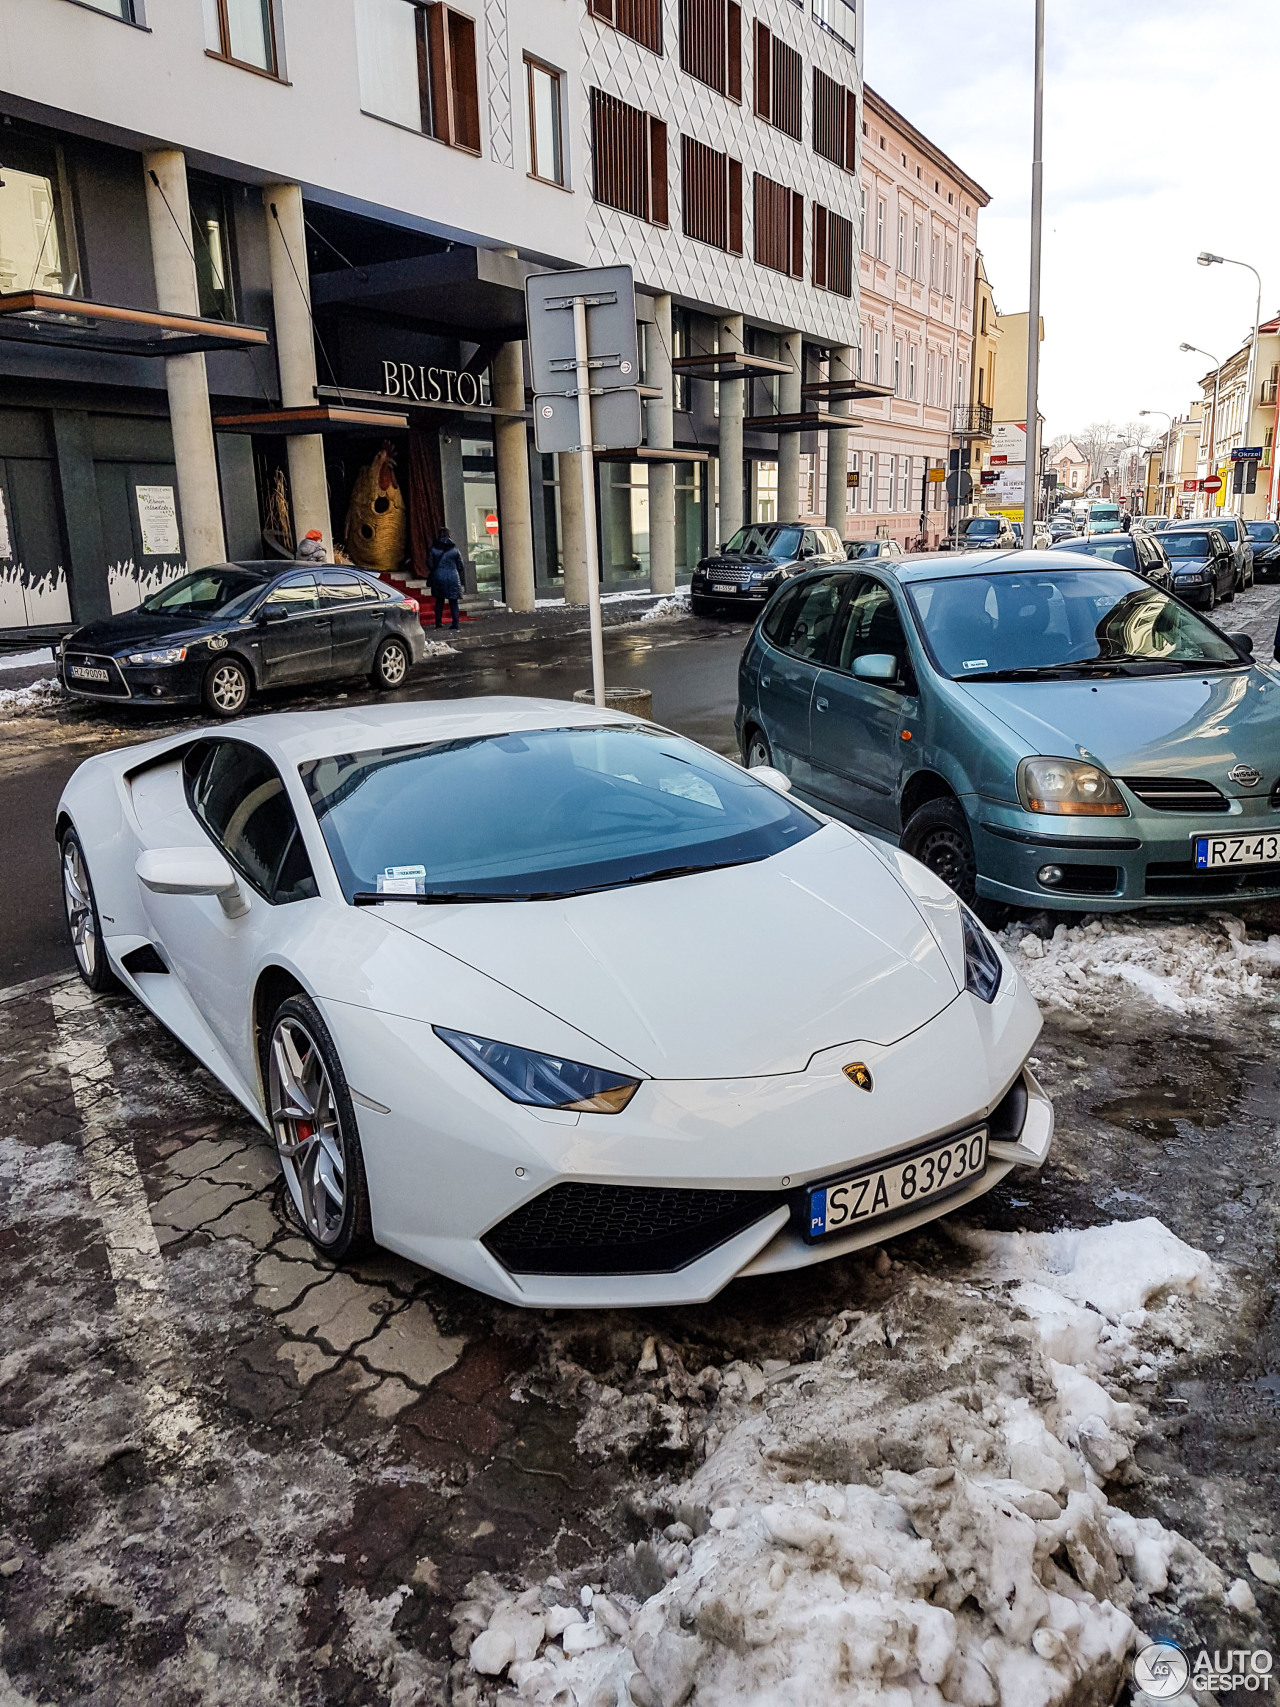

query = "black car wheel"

[
  {"left": 60, "top": 828, "right": 118, "bottom": 993},
  {"left": 744, "top": 726, "right": 774, "bottom": 769},
  {"left": 902, "top": 798, "right": 978, "bottom": 906},
  {"left": 371, "top": 635, "right": 411, "bottom": 691},
  {"left": 202, "top": 656, "right": 251, "bottom": 718}
]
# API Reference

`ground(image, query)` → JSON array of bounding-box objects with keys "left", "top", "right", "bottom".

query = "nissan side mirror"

[
  {"left": 258, "top": 603, "right": 288, "bottom": 624},
  {"left": 853, "top": 653, "right": 900, "bottom": 683}
]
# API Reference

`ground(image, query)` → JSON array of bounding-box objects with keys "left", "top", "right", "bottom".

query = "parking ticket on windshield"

[{"left": 378, "top": 864, "right": 427, "bottom": 895}]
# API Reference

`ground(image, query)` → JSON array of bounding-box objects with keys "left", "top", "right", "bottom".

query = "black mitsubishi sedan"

[{"left": 60, "top": 561, "right": 426, "bottom": 717}]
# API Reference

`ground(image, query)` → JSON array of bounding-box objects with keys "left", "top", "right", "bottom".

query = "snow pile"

[
  {"left": 1004, "top": 915, "right": 1280, "bottom": 1016},
  {"left": 642, "top": 596, "right": 691, "bottom": 623},
  {"left": 450, "top": 1220, "right": 1226, "bottom": 1707},
  {"left": 421, "top": 638, "right": 459, "bottom": 658},
  {"left": 0, "top": 675, "right": 62, "bottom": 718}
]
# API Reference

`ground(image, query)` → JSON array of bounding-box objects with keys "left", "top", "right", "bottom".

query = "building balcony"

[
  {"left": 1260, "top": 379, "right": 1277, "bottom": 407},
  {"left": 953, "top": 404, "right": 993, "bottom": 439}
]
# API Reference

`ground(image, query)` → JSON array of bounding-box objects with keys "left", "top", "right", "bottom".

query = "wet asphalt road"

[{"left": 0, "top": 615, "right": 746, "bottom": 988}]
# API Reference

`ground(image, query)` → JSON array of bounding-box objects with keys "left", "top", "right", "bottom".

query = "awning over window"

[
  {"left": 0, "top": 290, "right": 269, "bottom": 357},
  {"left": 741, "top": 410, "right": 866, "bottom": 433},
  {"left": 212, "top": 404, "right": 411, "bottom": 436},
  {"left": 671, "top": 351, "right": 794, "bottom": 382}
]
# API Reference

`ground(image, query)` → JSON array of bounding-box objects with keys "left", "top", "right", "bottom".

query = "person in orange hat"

[{"left": 297, "top": 529, "right": 327, "bottom": 564}]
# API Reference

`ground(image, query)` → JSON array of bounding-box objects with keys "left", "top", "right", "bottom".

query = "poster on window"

[{"left": 136, "top": 485, "right": 180, "bottom": 556}]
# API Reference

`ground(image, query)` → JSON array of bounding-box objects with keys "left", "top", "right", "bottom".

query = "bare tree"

[{"left": 1075, "top": 421, "right": 1120, "bottom": 487}]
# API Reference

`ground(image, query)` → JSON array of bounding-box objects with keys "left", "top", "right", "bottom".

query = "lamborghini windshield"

[
  {"left": 300, "top": 726, "right": 819, "bottom": 901},
  {"left": 907, "top": 568, "right": 1243, "bottom": 680}
]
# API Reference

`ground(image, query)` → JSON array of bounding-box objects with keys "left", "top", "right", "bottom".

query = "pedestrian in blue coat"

[{"left": 427, "top": 528, "right": 464, "bottom": 630}]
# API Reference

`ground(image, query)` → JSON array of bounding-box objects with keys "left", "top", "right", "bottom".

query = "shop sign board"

[
  {"left": 991, "top": 420, "right": 1027, "bottom": 462},
  {"left": 136, "top": 485, "right": 180, "bottom": 557},
  {"left": 379, "top": 362, "right": 491, "bottom": 408}
]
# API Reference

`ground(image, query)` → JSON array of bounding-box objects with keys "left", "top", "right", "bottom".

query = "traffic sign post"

[
  {"left": 525, "top": 266, "right": 642, "bottom": 708},
  {"left": 1203, "top": 474, "right": 1223, "bottom": 494}
]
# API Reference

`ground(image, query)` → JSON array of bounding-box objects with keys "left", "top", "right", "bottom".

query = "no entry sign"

[{"left": 1202, "top": 474, "right": 1223, "bottom": 494}]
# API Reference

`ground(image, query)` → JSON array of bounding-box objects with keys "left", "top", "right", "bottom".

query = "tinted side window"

[
  {"left": 779, "top": 575, "right": 847, "bottom": 663},
  {"left": 189, "top": 741, "right": 318, "bottom": 904},
  {"left": 761, "top": 584, "right": 803, "bottom": 644},
  {"left": 832, "top": 578, "right": 908, "bottom": 674},
  {"left": 317, "top": 571, "right": 369, "bottom": 607},
  {"left": 270, "top": 574, "right": 321, "bottom": 614}
]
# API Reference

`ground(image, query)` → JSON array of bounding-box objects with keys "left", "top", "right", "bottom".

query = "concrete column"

[
  {"left": 778, "top": 329, "right": 803, "bottom": 520},
  {"left": 558, "top": 451, "right": 590, "bottom": 604},
  {"left": 647, "top": 295, "right": 676, "bottom": 595},
  {"left": 718, "top": 313, "right": 745, "bottom": 543},
  {"left": 824, "top": 344, "right": 854, "bottom": 536},
  {"left": 143, "top": 150, "right": 226, "bottom": 568},
  {"left": 264, "top": 183, "right": 330, "bottom": 556},
  {"left": 491, "top": 339, "right": 536, "bottom": 611}
]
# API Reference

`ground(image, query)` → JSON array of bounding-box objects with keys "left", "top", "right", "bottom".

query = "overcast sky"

[{"left": 864, "top": 0, "right": 1280, "bottom": 442}]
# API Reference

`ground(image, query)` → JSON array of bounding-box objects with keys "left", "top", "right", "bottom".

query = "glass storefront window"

[
  {"left": 674, "top": 462, "right": 705, "bottom": 581},
  {"left": 188, "top": 178, "right": 235, "bottom": 320},
  {"left": 754, "top": 462, "right": 778, "bottom": 523},
  {"left": 0, "top": 137, "right": 75, "bottom": 296},
  {"left": 600, "top": 463, "right": 650, "bottom": 591},
  {"left": 461, "top": 437, "right": 501, "bottom": 600},
  {"left": 539, "top": 455, "right": 564, "bottom": 587}
]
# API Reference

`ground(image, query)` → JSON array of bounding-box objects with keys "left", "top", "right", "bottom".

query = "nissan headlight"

[
  {"left": 1017, "top": 756, "right": 1128, "bottom": 816},
  {"left": 434, "top": 1027, "right": 640, "bottom": 1113},
  {"left": 126, "top": 646, "right": 188, "bottom": 666},
  {"left": 961, "top": 905, "right": 1002, "bottom": 1003}
]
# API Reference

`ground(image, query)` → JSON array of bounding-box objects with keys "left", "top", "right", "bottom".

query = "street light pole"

[
  {"left": 1024, "top": 0, "right": 1045, "bottom": 532},
  {"left": 1139, "top": 408, "right": 1172, "bottom": 515},
  {"left": 1180, "top": 343, "right": 1221, "bottom": 520},
  {"left": 1198, "top": 252, "right": 1262, "bottom": 515}
]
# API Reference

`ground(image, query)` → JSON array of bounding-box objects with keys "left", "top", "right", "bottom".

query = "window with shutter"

[
  {"left": 589, "top": 0, "right": 661, "bottom": 53},
  {"left": 812, "top": 69, "right": 857, "bottom": 170},
  {"left": 753, "top": 173, "right": 802, "bottom": 277},
  {"left": 424, "top": 4, "right": 481, "bottom": 151},
  {"left": 755, "top": 25, "right": 799, "bottom": 138},
  {"left": 682, "top": 135, "right": 741, "bottom": 251},
  {"left": 812, "top": 204, "right": 852, "bottom": 295},
  {"left": 680, "top": 0, "right": 740, "bottom": 98},
  {"left": 592, "top": 89, "right": 667, "bottom": 222},
  {"left": 753, "top": 20, "right": 771, "bottom": 120}
]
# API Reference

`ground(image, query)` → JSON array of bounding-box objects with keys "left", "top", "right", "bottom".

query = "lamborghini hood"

[{"left": 380, "top": 824, "right": 962, "bottom": 1079}]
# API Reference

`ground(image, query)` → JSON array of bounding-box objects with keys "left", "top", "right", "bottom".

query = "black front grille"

[
  {"left": 1121, "top": 776, "right": 1229, "bottom": 813},
  {"left": 1145, "top": 860, "right": 1280, "bottom": 898},
  {"left": 63, "top": 654, "right": 130, "bottom": 697},
  {"left": 485, "top": 1181, "right": 784, "bottom": 1276}
]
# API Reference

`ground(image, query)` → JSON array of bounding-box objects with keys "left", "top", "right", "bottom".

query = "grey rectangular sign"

[
  {"left": 525, "top": 265, "right": 640, "bottom": 397},
  {"left": 533, "top": 387, "right": 643, "bottom": 456}
]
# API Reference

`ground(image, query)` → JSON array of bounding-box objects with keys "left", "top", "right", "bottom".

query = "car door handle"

[{"left": 815, "top": 697, "right": 829, "bottom": 712}]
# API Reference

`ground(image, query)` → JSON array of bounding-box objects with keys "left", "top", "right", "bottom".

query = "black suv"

[{"left": 690, "top": 523, "right": 846, "bottom": 617}]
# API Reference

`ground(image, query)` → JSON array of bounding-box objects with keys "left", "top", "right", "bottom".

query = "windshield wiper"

[
  {"left": 961, "top": 654, "right": 1237, "bottom": 682},
  {"left": 353, "top": 889, "right": 537, "bottom": 905},
  {"left": 352, "top": 859, "right": 752, "bottom": 908}
]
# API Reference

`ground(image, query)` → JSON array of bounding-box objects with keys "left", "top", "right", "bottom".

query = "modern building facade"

[
  {"left": 815, "top": 85, "right": 988, "bottom": 550},
  {"left": 0, "top": 0, "right": 869, "bottom": 636}
]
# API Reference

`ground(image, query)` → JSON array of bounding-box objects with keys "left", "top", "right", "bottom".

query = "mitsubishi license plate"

[
  {"left": 70, "top": 664, "right": 110, "bottom": 682},
  {"left": 1194, "top": 833, "right": 1280, "bottom": 869},
  {"left": 806, "top": 1127, "right": 988, "bottom": 1241}
]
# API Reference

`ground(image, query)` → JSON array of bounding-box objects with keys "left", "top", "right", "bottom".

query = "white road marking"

[{"left": 50, "top": 981, "right": 203, "bottom": 1456}]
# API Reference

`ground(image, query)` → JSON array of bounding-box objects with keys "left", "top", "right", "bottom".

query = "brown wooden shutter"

[
  {"left": 589, "top": 0, "right": 614, "bottom": 20},
  {"left": 617, "top": 0, "right": 661, "bottom": 49},
  {"left": 726, "top": 1, "right": 741, "bottom": 100},
  {"left": 753, "top": 20, "right": 770, "bottom": 120},
  {"left": 593, "top": 89, "right": 650, "bottom": 218},
  {"left": 754, "top": 172, "right": 790, "bottom": 270},
  {"left": 812, "top": 204, "right": 828, "bottom": 290},
  {"left": 447, "top": 10, "right": 481, "bottom": 152},
  {"left": 414, "top": 8, "right": 433, "bottom": 133},
  {"left": 425, "top": 4, "right": 452, "bottom": 141},
  {"left": 728, "top": 156, "right": 742, "bottom": 253},
  {"left": 791, "top": 191, "right": 804, "bottom": 278},
  {"left": 648, "top": 117, "right": 668, "bottom": 226},
  {"left": 827, "top": 209, "right": 853, "bottom": 295},
  {"left": 772, "top": 39, "right": 801, "bottom": 140},
  {"left": 844, "top": 89, "right": 858, "bottom": 172}
]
